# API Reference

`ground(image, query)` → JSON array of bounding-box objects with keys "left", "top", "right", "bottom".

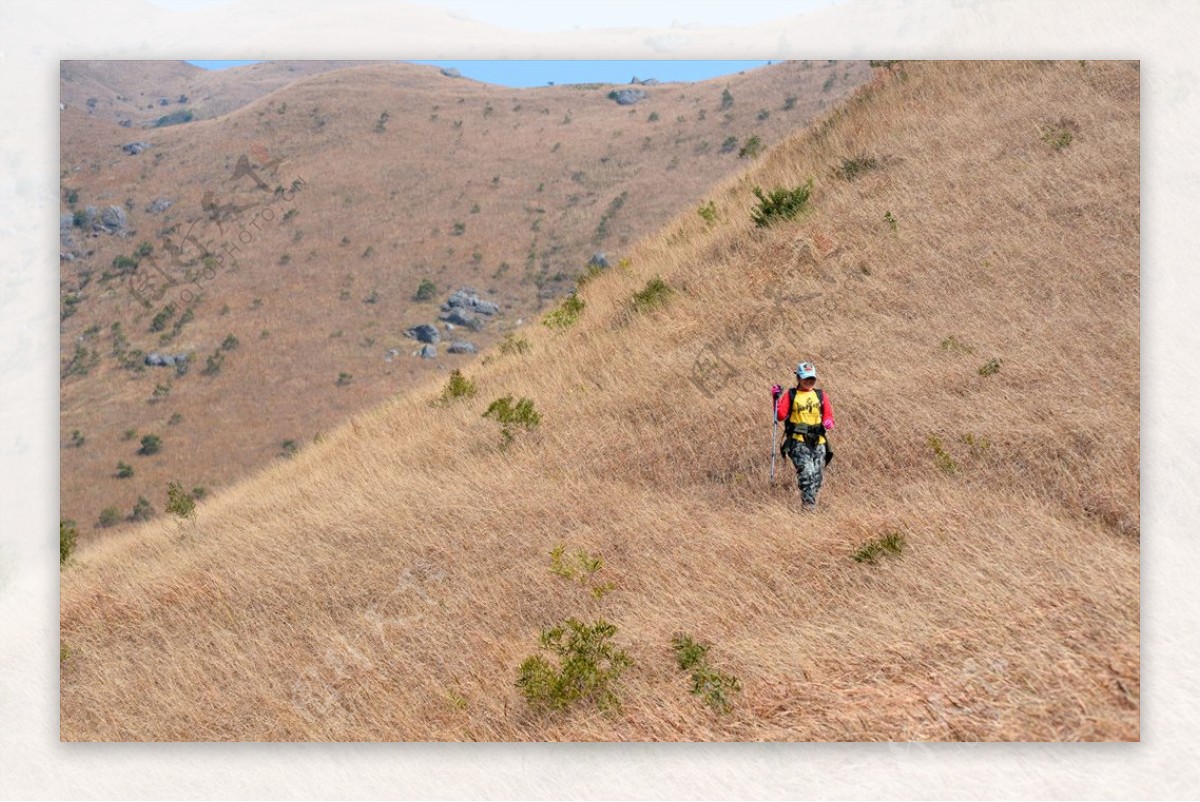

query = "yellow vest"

[{"left": 789, "top": 389, "right": 826, "bottom": 445}]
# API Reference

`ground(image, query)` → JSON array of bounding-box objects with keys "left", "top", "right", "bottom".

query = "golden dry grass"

[
  {"left": 59, "top": 59, "right": 870, "bottom": 534},
  {"left": 60, "top": 60, "right": 1139, "bottom": 741}
]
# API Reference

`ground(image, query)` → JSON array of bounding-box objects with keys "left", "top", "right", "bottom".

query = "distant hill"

[
  {"left": 60, "top": 60, "right": 1139, "bottom": 742},
  {"left": 59, "top": 59, "right": 872, "bottom": 531}
]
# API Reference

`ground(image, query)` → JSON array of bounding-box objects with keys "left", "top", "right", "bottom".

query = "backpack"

[{"left": 781, "top": 387, "right": 834, "bottom": 466}]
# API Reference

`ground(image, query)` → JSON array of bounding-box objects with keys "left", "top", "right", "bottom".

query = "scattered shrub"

[
  {"left": 631, "top": 277, "right": 673, "bottom": 313},
  {"left": 751, "top": 180, "right": 814, "bottom": 227},
  {"left": 978, "top": 358, "right": 1002, "bottom": 377},
  {"left": 835, "top": 153, "right": 879, "bottom": 181},
  {"left": 671, "top": 633, "right": 741, "bottom": 714},
  {"left": 115, "top": 461, "right": 134, "bottom": 479},
  {"left": 498, "top": 333, "right": 531, "bottom": 356},
  {"left": 336, "top": 372, "right": 353, "bottom": 386},
  {"left": 852, "top": 531, "right": 907, "bottom": 564},
  {"left": 68, "top": 429, "right": 85, "bottom": 448},
  {"left": 97, "top": 506, "right": 122, "bottom": 528},
  {"left": 940, "top": 335, "right": 974, "bottom": 354},
  {"left": 543, "top": 293, "right": 585, "bottom": 330},
  {"left": 221, "top": 334, "right": 240, "bottom": 351},
  {"left": 516, "top": 618, "right": 634, "bottom": 712},
  {"left": 720, "top": 87, "right": 733, "bottom": 110},
  {"left": 138, "top": 434, "right": 162, "bottom": 455},
  {"left": 783, "top": 96, "right": 797, "bottom": 111},
  {"left": 168, "top": 412, "right": 183, "bottom": 426},
  {"left": 550, "top": 544, "right": 614, "bottom": 599},
  {"left": 719, "top": 136, "right": 739, "bottom": 154},
  {"left": 647, "top": 111, "right": 660, "bottom": 122},
  {"left": 280, "top": 439, "right": 299, "bottom": 458},
  {"left": 166, "top": 481, "right": 197, "bottom": 521},
  {"left": 414, "top": 279, "right": 438, "bottom": 302},
  {"left": 483, "top": 395, "right": 541, "bottom": 443},
  {"left": 1040, "top": 118, "right": 1078, "bottom": 151},
  {"left": 438, "top": 369, "right": 477, "bottom": 404},
  {"left": 202, "top": 351, "right": 224, "bottom": 376},
  {"left": 884, "top": 210, "right": 898, "bottom": 231},
  {"left": 738, "top": 135, "right": 764, "bottom": 159},
  {"left": 60, "top": 520, "right": 78, "bottom": 566},
  {"left": 927, "top": 436, "right": 957, "bottom": 474},
  {"left": 130, "top": 496, "right": 155, "bottom": 522}
]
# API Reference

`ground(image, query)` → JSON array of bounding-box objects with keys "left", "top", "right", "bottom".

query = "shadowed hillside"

[
  {"left": 59, "top": 59, "right": 872, "bottom": 534},
  {"left": 60, "top": 60, "right": 1139, "bottom": 741}
]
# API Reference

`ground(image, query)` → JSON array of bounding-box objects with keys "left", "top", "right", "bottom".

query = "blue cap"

[{"left": 795, "top": 362, "right": 817, "bottom": 379}]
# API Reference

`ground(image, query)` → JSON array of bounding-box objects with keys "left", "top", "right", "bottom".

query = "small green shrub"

[
  {"left": 738, "top": 135, "right": 764, "bottom": 159},
  {"left": 138, "top": 434, "right": 162, "bottom": 455},
  {"left": 852, "top": 531, "right": 907, "bottom": 564},
  {"left": 483, "top": 395, "right": 541, "bottom": 443},
  {"left": 148, "top": 303, "right": 176, "bottom": 333},
  {"left": 130, "top": 496, "right": 155, "bottom": 522},
  {"left": 498, "top": 333, "right": 531, "bottom": 356},
  {"left": 452, "top": 222, "right": 466, "bottom": 236},
  {"left": 719, "top": 136, "right": 739, "bottom": 154},
  {"left": 835, "top": 153, "right": 879, "bottom": 181},
  {"left": 961, "top": 432, "right": 992, "bottom": 458},
  {"left": 631, "top": 277, "right": 673, "bottom": 313},
  {"left": 280, "top": 439, "right": 298, "bottom": 458},
  {"left": 978, "top": 358, "right": 1002, "bottom": 377},
  {"left": 1040, "top": 118, "right": 1078, "bottom": 151},
  {"left": 543, "top": 293, "right": 586, "bottom": 330},
  {"left": 671, "top": 633, "right": 741, "bottom": 714},
  {"left": 60, "top": 520, "right": 78, "bottom": 566},
  {"left": 751, "top": 180, "right": 814, "bottom": 227},
  {"left": 940, "top": 335, "right": 974, "bottom": 354},
  {"left": 168, "top": 412, "right": 183, "bottom": 426},
  {"left": 68, "top": 429, "right": 85, "bottom": 448},
  {"left": 115, "top": 461, "right": 134, "bottom": 479},
  {"left": 414, "top": 279, "right": 438, "bottom": 302},
  {"left": 437, "top": 369, "right": 477, "bottom": 404},
  {"left": 516, "top": 618, "right": 634, "bottom": 712},
  {"left": 927, "top": 436, "right": 957, "bottom": 475},
  {"left": 122, "top": 428, "right": 137, "bottom": 441},
  {"left": 549, "top": 544, "right": 614, "bottom": 599},
  {"left": 783, "top": 96, "right": 797, "bottom": 111},
  {"left": 221, "top": 334, "right": 239, "bottom": 351},
  {"left": 98, "top": 506, "right": 122, "bottom": 528},
  {"left": 282, "top": 208, "right": 298, "bottom": 221},
  {"left": 336, "top": 372, "right": 353, "bottom": 387},
  {"left": 884, "top": 210, "right": 898, "bottom": 232},
  {"left": 166, "top": 481, "right": 196, "bottom": 521},
  {"left": 574, "top": 263, "right": 606, "bottom": 290},
  {"left": 202, "top": 351, "right": 224, "bottom": 376},
  {"left": 697, "top": 200, "right": 718, "bottom": 226},
  {"left": 720, "top": 87, "right": 734, "bottom": 110}
]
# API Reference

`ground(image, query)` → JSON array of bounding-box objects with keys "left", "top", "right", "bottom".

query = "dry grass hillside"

[
  {"left": 60, "top": 60, "right": 1139, "bottom": 742},
  {"left": 59, "top": 59, "right": 871, "bottom": 535}
]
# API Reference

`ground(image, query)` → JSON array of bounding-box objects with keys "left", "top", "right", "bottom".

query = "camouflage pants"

[{"left": 788, "top": 440, "right": 826, "bottom": 506}]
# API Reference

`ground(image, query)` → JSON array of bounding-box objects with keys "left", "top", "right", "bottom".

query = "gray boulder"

[
  {"left": 99, "top": 205, "right": 127, "bottom": 233},
  {"left": 145, "top": 198, "right": 173, "bottom": 214},
  {"left": 440, "top": 67, "right": 462, "bottom": 78},
  {"left": 448, "top": 341, "right": 477, "bottom": 355},
  {"left": 82, "top": 206, "right": 100, "bottom": 230},
  {"left": 419, "top": 344, "right": 437, "bottom": 359},
  {"left": 406, "top": 324, "right": 440, "bottom": 344},
  {"left": 613, "top": 89, "right": 647, "bottom": 105},
  {"left": 384, "top": 348, "right": 401, "bottom": 362},
  {"left": 588, "top": 252, "right": 609, "bottom": 269},
  {"left": 443, "top": 287, "right": 500, "bottom": 316},
  {"left": 122, "top": 141, "right": 151, "bottom": 155},
  {"left": 145, "top": 352, "right": 178, "bottom": 367},
  {"left": 60, "top": 213, "right": 73, "bottom": 232},
  {"left": 440, "top": 308, "right": 481, "bottom": 330}
]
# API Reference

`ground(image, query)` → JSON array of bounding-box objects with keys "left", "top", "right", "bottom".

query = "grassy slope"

[
  {"left": 60, "top": 60, "right": 1139, "bottom": 741},
  {"left": 59, "top": 59, "right": 871, "bottom": 532}
]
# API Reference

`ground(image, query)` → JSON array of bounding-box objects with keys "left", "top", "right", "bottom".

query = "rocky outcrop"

[
  {"left": 406, "top": 324, "right": 441, "bottom": 344},
  {"left": 122, "top": 141, "right": 151, "bottom": 155}
]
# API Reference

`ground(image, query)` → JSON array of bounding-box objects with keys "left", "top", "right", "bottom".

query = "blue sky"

[{"left": 187, "top": 60, "right": 775, "bottom": 88}]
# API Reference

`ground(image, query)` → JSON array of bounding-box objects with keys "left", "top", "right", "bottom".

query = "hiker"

[{"left": 773, "top": 362, "right": 835, "bottom": 510}]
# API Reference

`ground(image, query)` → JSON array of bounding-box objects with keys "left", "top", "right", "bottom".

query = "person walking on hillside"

[{"left": 773, "top": 361, "right": 835, "bottom": 510}]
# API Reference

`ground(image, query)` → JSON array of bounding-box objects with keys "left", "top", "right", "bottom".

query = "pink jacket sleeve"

[
  {"left": 776, "top": 392, "right": 791, "bottom": 421},
  {"left": 821, "top": 392, "right": 835, "bottom": 429}
]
